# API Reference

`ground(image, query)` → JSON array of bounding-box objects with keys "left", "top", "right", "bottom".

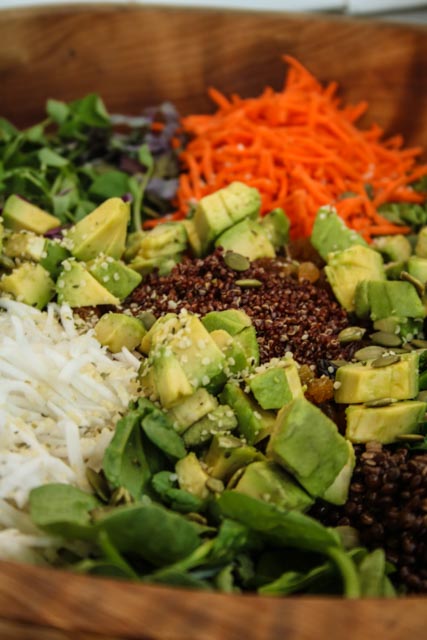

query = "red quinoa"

[{"left": 127, "top": 248, "right": 352, "bottom": 367}]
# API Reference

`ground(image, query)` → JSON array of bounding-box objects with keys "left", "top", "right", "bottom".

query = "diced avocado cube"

[
  {"left": 311, "top": 206, "right": 367, "bottom": 261},
  {"left": 204, "top": 434, "right": 262, "bottom": 481},
  {"left": 385, "top": 260, "right": 407, "bottom": 280},
  {"left": 220, "top": 382, "right": 276, "bottom": 445},
  {"left": 346, "top": 400, "right": 427, "bottom": 444},
  {"left": 408, "top": 256, "right": 427, "bottom": 284},
  {"left": 135, "top": 222, "right": 187, "bottom": 259},
  {"left": 129, "top": 254, "right": 181, "bottom": 276},
  {"left": 166, "top": 313, "right": 226, "bottom": 389},
  {"left": 56, "top": 260, "right": 120, "bottom": 307},
  {"left": 67, "top": 197, "right": 130, "bottom": 261},
  {"left": 325, "top": 245, "right": 385, "bottom": 312},
  {"left": 354, "top": 280, "right": 370, "bottom": 319},
  {"left": 248, "top": 362, "right": 303, "bottom": 410},
  {"left": 266, "top": 397, "right": 349, "bottom": 499},
  {"left": 233, "top": 326, "right": 260, "bottom": 370},
  {"left": 233, "top": 461, "right": 313, "bottom": 512},
  {"left": 372, "top": 235, "right": 412, "bottom": 263},
  {"left": 193, "top": 191, "right": 234, "bottom": 254},
  {"left": 202, "top": 309, "right": 252, "bottom": 336},
  {"left": 88, "top": 256, "right": 142, "bottom": 300},
  {"left": 152, "top": 347, "right": 194, "bottom": 409},
  {"left": 182, "top": 219, "right": 203, "bottom": 257},
  {"left": 167, "top": 388, "right": 218, "bottom": 434},
  {"left": 215, "top": 218, "right": 275, "bottom": 261},
  {"left": 260, "top": 208, "right": 290, "bottom": 250},
  {"left": 139, "top": 313, "right": 178, "bottom": 354},
  {"left": 183, "top": 404, "right": 238, "bottom": 448},
  {"left": 219, "top": 181, "right": 261, "bottom": 223},
  {"left": 415, "top": 226, "right": 427, "bottom": 258},
  {"left": 360, "top": 280, "right": 425, "bottom": 321},
  {"left": 4, "top": 231, "right": 46, "bottom": 261},
  {"left": 175, "top": 453, "right": 210, "bottom": 500},
  {"left": 0, "top": 263, "right": 54, "bottom": 309},
  {"left": 123, "top": 231, "right": 146, "bottom": 262},
  {"left": 3, "top": 194, "right": 60, "bottom": 234},
  {"left": 335, "top": 352, "right": 420, "bottom": 404},
  {"left": 322, "top": 441, "right": 355, "bottom": 506},
  {"left": 94, "top": 313, "right": 146, "bottom": 353}
]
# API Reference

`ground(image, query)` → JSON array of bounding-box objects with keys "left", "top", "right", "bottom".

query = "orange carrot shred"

[{"left": 151, "top": 57, "right": 427, "bottom": 241}]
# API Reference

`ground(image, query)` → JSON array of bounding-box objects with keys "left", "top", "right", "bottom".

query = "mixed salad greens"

[{"left": 1, "top": 92, "right": 427, "bottom": 598}]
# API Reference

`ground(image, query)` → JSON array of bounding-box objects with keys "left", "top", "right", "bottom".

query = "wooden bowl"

[{"left": 0, "top": 5, "right": 426, "bottom": 639}]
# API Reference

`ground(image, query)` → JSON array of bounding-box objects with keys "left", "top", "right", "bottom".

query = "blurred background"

[{"left": 1, "top": 0, "right": 427, "bottom": 23}]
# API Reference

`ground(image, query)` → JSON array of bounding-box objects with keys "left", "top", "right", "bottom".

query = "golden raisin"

[
  {"left": 306, "top": 376, "right": 335, "bottom": 404},
  {"left": 298, "top": 261, "right": 320, "bottom": 283},
  {"left": 298, "top": 364, "right": 315, "bottom": 385}
]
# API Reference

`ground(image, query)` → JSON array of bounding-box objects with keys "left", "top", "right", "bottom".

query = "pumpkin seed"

[
  {"left": 338, "top": 326, "right": 366, "bottom": 343},
  {"left": 110, "top": 486, "right": 133, "bottom": 506},
  {"left": 86, "top": 468, "right": 110, "bottom": 502},
  {"left": 410, "top": 338, "right": 427, "bottom": 349},
  {"left": 138, "top": 311, "right": 157, "bottom": 331},
  {"left": 396, "top": 434, "right": 425, "bottom": 442},
  {"left": 354, "top": 345, "right": 387, "bottom": 361},
  {"left": 370, "top": 331, "right": 402, "bottom": 348},
  {"left": 331, "top": 359, "right": 349, "bottom": 368},
  {"left": 224, "top": 251, "right": 250, "bottom": 271},
  {"left": 227, "top": 467, "right": 246, "bottom": 489},
  {"left": 400, "top": 271, "right": 425, "bottom": 297},
  {"left": 206, "top": 477, "right": 225, "bottom": 493},
  {"left": 371, "top": 354, "right": 401, "bottom": 368},
  {"left": 364, "top": 398, "right": 398, "bottom": 408},
  {"left": 235, "top": 278, "right": 263, "bottom": 288},
  {"left": 402, "top": 342, "right": 415, "bottom": 352}
]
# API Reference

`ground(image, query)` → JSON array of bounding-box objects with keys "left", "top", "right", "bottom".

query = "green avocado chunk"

[
  {"left": 215, "top": 218, "right": 275, "bottom": 261},
  {"left": 354, "top": 280, "right": 425, "bottom": 321},
  {"left": 266, "top": 397, "right": 350, "bottom": 500},
  {"left": 219, "top": 181, "right": 261, "bottom": 223},
  {"left": 0, "top": 262, "right": 55, "bottom": 309},
  {"left": 56, "top": 260, "right": 120, "bottom": 307},
  {"left": 248, "top": 360, "right": 303, "bottom": 410},
  {"left": 202, "top": 309, "right": 252, "bottom": 336},
  {"left": 325, "top": 245, "right": 385, "bottom": 312},
  {"left": 94, "top": 313, "right": 146, "bottom": 353},
  {"left": 175, "top": 452, "right": 210, "bottom": 500},
  {"left": 415, "top": 226, "right": 427, "bottom": 258},
  {"left": 182, "top": 404, "right": 238, "bottom": 448},
  {"left": 345, "top": 400, "right": 427, "bottom": 444},
  {"left": 372, "top": 234, "right": 412, "bottom": 263},
  {"left": 132, "top": 222, "right": 187, "bottom": 259},
  {"left": 152, "top": 346, "right": 194, "bottom": 409},
  {"left": 260, "top": 208, "right": 290, "bottom": 249},
  {"left": 311, "top": 206, "right": 367, "bottom": 261},
  {"left": 67, "top": 197, "right": 130, "bottom": 261},
  {"left": 4, "top": 231, "right": 70, "bottom": 278},
  {"left": 88, "top": 255, "right": 142, "bottom": 300},
  {"left": 204, "top": 434, "right": 262, "bottom": 482},
  {"left": 408, "top": 256, "right": 427, "bottom": 283},
  {"left": 322, "top": 441, "right": 355, "bottom": 506},
  {"left": 220, "top": 382, "right": 276, "bottom": 445},
  {"left": 335, "top": 352, "right": 420, "bottom": 404},
  {"left": 166, "top": 388, "right": 219, "bottom": 434},
  {"left": 2, "top": 194, "right": 61, "bottom": 234},
  {"left": 233, "top": 461, "right": 314, "bottom": 512}
]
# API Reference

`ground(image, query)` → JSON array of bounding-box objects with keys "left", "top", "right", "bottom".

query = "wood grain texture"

[
  {"left": 0, "top": 5, "right": 427, "bottom": 639},
  {"left": 0, "top": 4, "right": 427, "bottom": 149},
  {"left": 0, "top": 560, "right": 426, "bottom": 640}
]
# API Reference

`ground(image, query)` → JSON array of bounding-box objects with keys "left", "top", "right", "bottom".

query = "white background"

[{"left": 0, "top": 0, "right": 427, "bottom": 16}]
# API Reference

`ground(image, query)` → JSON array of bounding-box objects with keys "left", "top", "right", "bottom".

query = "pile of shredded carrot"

[{"left": 171, "top": 56, "right": 427, "bottom": 241}]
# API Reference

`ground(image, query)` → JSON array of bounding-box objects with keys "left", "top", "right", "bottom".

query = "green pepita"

[
  {"left": 235, "top": 278, "right": 263, "bottom": 288},
  {"left": 400, "top": 271, "right": 425, "bottom": 297},
  {"left": 410, "top": 338, "right": 427, "bottom": 349},
  {"left": 395, "top": 434, "right": 425, "bottom": 442},
  {"left": 224, "top": 251, "right": 250, "bottom": 272},
  {"left": 86, "top": 467, "right": 110, "bottom": 503},
  {"left": 338, "top": 326, "right": 366, "bottom": 343},
  {"left": 138, "top": 311, "right": 157, "bottom": 331},
  {"left": 371, "top": 354, "right": 401, "bottom": 368},
  {"left": 354, "top": 346, "right": 387, "bottom": 361},
  {"left": 370, "top": 331, "right": 402, "bottom": 348},
  {"left": 206, "top": 477, "right": 225, "bottom": 493}
]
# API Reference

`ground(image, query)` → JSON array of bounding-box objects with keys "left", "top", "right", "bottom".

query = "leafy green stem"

[{"left": 327, "top": 546, "right": 361, "bottom": 598}]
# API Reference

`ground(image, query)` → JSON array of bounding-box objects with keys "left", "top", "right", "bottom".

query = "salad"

[{"left": 0, "top": 59, "right": 427, "bottom": 598}]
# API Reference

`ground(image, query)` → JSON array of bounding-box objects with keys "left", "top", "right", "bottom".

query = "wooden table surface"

[{"left": 0, "top": 4, "right": 426, "bottom": 639}]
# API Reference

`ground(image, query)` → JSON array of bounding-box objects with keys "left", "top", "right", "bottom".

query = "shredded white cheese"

[{"left": 0, "top": 298, "right": 139, "bottom": 509}]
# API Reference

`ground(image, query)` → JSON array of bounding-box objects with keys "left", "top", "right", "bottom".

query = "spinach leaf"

[
  {"left": 29, "top": 483, "right": 99, "bottom": 539},
  {"left": 358, "top": 548, "right": 395, "bottom": 597},
  {"left": 217, "top": 491, "right": 340, "bottom": 553},
  {"left": 141, "top": 408, "right": 186, "bottom": 460},
  {"left": 103, "top": 408, "right": 151, "bottom": 499},
  {"left": 151, "top": 471, "right": 205, "bottom": 513},
  {"left": 94, "top": 501, "right": 202, "bottom": 566}
]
